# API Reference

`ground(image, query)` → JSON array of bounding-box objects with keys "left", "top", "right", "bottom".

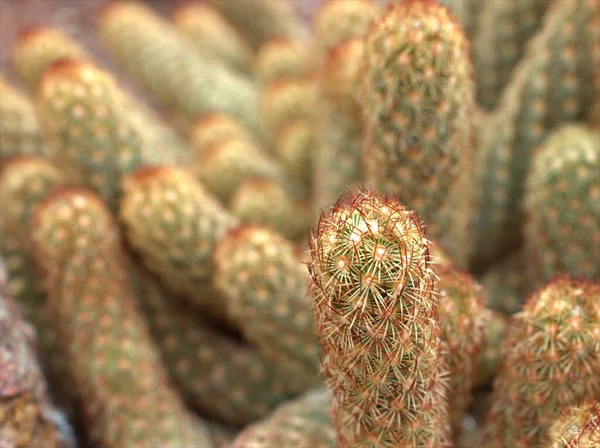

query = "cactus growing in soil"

[
  {"left": 120, "top": 166, "right": 238, "bottom": 320},
  {"left": 172, "top": 3, "right": 254, "bottom": 75},
  {"left": 308, "top": 189, "right": 450, "bottom": 447},
  {"left": 483, "top": 277, "right": 600, "bottom": 448},
  {"left": 30, "top": 187, "right": 213, "bottom": 448},
  {"left": 545, "top": 401, "right": 600, "bottom": 448},
  {"left": 11, "top": 26, "right": 87, "bottom": 92},
  {"left": 98, "top": 0, "right": 260, "bottom": 136},
  {"left": 361, "top": 0, "right": 476, "bottom": 268},
  {"left": 229, "top": 389, "right": 336, "bottom": 448},
  {"left": 524, "top": 125, "right": 600, "bottom": 286},
  {"left": 0, "top": 76, "right": 44, "bottom": 161},
  {"left": 213, "top": 225, "right": 321, "bottom": 393}
]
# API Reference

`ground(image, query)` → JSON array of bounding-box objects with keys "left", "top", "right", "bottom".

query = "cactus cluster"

[{"left": 1, "top": 0, "right": 598, "bottom": 447}]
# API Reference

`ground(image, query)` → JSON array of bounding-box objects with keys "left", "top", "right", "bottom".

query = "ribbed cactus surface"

[
  {"left": 308, "top": 189, "right": 450, "bottom": 447},
  {"left": 545, "top": 401, "right": 600, "bottom": 448}
]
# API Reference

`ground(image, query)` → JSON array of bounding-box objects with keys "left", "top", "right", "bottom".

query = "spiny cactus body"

[
  {"left": 190, "top": 113, "right": 254, "bottom": 155},
  {"left": 361, "top": 0, "right": 476, "bottom": 268},
  {"left": 172, "top": 3, "right": 253, "bottom": 74},
  {"left": 483, "top": 277, "right": 600, "bottom": 448},
  {"left": 31, "top": 188, "right": 213, "bottom": 448},
  {"left": 0, "top": 76, "right": 44, "bottom": 161},
  {"left": 256, "top": 38, "right": 313, "bottom": 86},
  {"left": 230, "top": 389, "right": 336, "bottom": 448},
  {"left": 525, "top": 124, "right": 600, "bottom": 286},
  {"left": 474, "top": 310, "right": 509, "bottom": 388},
  {"left": 135, "top": 270, "right": 299, "bottom": 425},
  {"left": 99, "top": 1, "right": 260, "bottom": 136},
  {"left": 121, "top": 166, "right": 238, "bottom": 320},
  {"left": 213, "top": 225, "right": 321, "bottom": 393},
  {"left": 308, "top": 189, "right": 450, "bottom": 447}
]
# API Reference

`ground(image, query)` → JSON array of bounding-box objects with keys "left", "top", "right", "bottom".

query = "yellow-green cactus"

[{"left": 256, "top": 38, "right": 313, "bottom": 86}]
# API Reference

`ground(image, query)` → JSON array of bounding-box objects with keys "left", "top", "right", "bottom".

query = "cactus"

[
  {"left": 98, "top": 0, "right": 261, "bottom": 136},
  {"left": 474, "top": 310, "right": 509, "bottom": 388},
  {"left": 190, "top": 112, "right": 254, "bottom": 155},
  {"left": 0, "top": 156, "right": 70, "bottom": 399},
  {"left": 191, "top": 136, "right": 287, "bottom": 204},
  {"left": 361, "top": 0, "right": 477, "bottom": 268},
  {"left": 0, "top": 282, "right": 75, "bottom": 448},
  {"left": 473, "top": 0, "right": 551, "bottom": 110},
  {"left": 120, "top": 166, "right": 238, "bottom": 320},
  {"left": 545, "top": 401, "right": 600, "bottom": 448},
  {"left": 134, "top": 270, "right": 299, "bottom": 425},
  {"left": 230, "top": 178, "right": 311, "bottom": 241},
  {"left": 172, "top": 3, "right": 254, "bottom": 75},
  {"left": 524, "top": 124, "right": 600, "bottom": 286},
  {"left": 312, "top": 0, "right": 380, "bottom": 60},
  {"left": 472, "top": 0, "right": 600, "bottom": 269},
  {"left": 230, "top": 389, "right": 336, "bottom": 448},
  {"left": 431, "top": 246, "right": 486, "bottom": 441},
  {"left": 31, "top": 187, "right": 213, "bottom": 447},
  {"left": 481, "top": 250, "right": 528, "bottom": 315},
  {"left": 209, "top": 0, "right": 304, "bottom": 51},
  {"left": 256, "top": 38, "right": 313, "bottom": 86},
  {"left": 483, "top": 277, "right": 600, "bottom": 448},
  {"left": 213, "top": 225, "right": 321, "bottom": 393},
  {"left": 11, "top": 26, "right": 87, "bottom": 91},
  {"left": 308, "top": 189, "right": 450, "bottom": 447},
  {"left": 0, "top": 76, "right": 45, "bottom": 161}
]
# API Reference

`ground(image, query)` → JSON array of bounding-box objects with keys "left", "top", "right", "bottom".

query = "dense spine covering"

[
  {"left": 172, "top": 3, "right": 254, "bottom": 75},
  {"left": 134, "top": 270, "right": 299, "bottom": 425},
  {"left": 190, "top": 113, "right": 254, "bottom": 155},
  {"left": 213, "top": 225, "right": 321, "bottom": 393},
  {"left": 545, "top": 401, "right": 600, "bottom": 448},
  {"left": 308, "top": 189, "right": 450, "bottom": 447},
  {"left": 361, "top": 0, "right": 476, "bottom": 268},
  {"left": 481, "top": 250, "right": 528, "bottom": 315},
  {"left": 30, "top": 188, "right": 213, "bottom": 448},
  {"left": 209, "top": 0, "right": 304, "bottom": 51},
  {"left": 11, "top": 27, "right": 88, "bottom": 91},
  {"left": 431, "top": 246, "right": 486, "bottom": 441},
  {"left": 98, "top": 1, "right": 260, "bottom": 136},
  {"left": 483, "top": 277, "right": 600, "bottom": 448},
  {"left": 230, "top": 389, "right": 336, "bottom": 448},
  {"left": 524, "top": 125, "right": 600, "bottom": 286},
  {"left": 0, "top": 76, "right": 45, "bottom": 161},
  {"left": 120, "top": 166, "right": 238, "bottom": 320},
  {"left": 472, "top": 0, "right": 600, "bottom": 269},
  {"left": 256, "top": 38, "right": 313, "bottom": 86},
  {"left": 0, "top": 284, "right": 75, "bottom": 448},
  {"left": 473, "top": 0, "right": 551, "bottom": 110}
]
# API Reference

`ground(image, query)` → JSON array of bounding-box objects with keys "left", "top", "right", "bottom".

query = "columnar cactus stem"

[
  {"left": 209, "top": 0, "right": 304, "bottom": 51},
  {"left": 172, "top": 3, "right": 254, "bottom": 75},
  {"left": 135, "top": 270, "right": 300, "bottom": 425},
  {"left": 11, "top": 26, "right": 87, "bottom": 91},
  {"left": 308, "top": 189, "right": 450, "bottom": 447},
  {"left": 483, "top": 277, "right": 600, "bottom": 448},
  {"left": 524, "top": 124, "right": 600, "bottom": 286},
  {"left": 98, "top": 1, "right": 261, "bottom": 136},
  {"left": 481, "top": 250, "right": 528, "bottom": 315},
  {"left": 545, "top": 401, "right": 600, "bottom": 448},
  {"left": 361, "top": 0, "right": 477, "bottom": 268},
  {"left": 256, "top": 38, "right": 313, "bottom": 86},
  {"left": 120, "top": 166, "right": 238, "bottom": 320},
  {"left": 213, "top": 225, "right": 322, "bottom": 393},
  {"left": 230, "top": 389, "right": 336, "bottom": 448},
  {"left": 0, "top": 76, "right": 45, "bottom": 161},
  {"left": 31, "top": 187, "right": 213, "bottom": 448}
]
